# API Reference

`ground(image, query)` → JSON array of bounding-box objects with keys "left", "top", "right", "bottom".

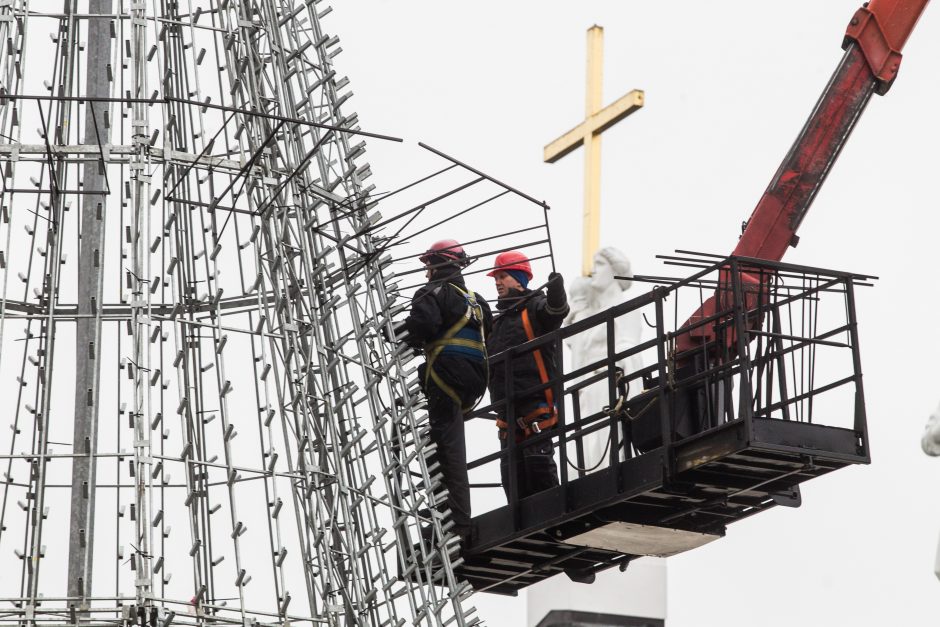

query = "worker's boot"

[{"left": 412, "top": 529, "right": 464, "bottom": 581}]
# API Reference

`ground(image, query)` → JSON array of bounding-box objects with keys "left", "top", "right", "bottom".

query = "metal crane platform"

[
  {"left": 412, "top": 255, "right": 871, "bottom": 595},
  {"left": 459, "top": 414, "right": 863, "bottom": 594}
]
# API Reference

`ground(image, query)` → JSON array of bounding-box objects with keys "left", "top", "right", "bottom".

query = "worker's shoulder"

[
  {"left": 410, "top": 282, "right": 445, "bottom": 307},
  {"left": 412, "top": 281, "right": 474, "bottom": 309},
  {"left": 468, "top": 288, "right": 490, "bottom": 306},
  {"left": 442, "top": 281, "right": 489, "bottom": 305}
]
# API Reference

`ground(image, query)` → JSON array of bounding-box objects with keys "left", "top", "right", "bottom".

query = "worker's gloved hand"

[
  {"left": 546, "top": 271, "right": 567, "bottom": 308},
  {"left": 382, "top": 321, "right": 404, "bottom": 343}
]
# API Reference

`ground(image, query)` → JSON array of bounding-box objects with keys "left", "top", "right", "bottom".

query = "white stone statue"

[
  {"left": 563, "top": 247, "right": 644, "bottom": 473},
  {"left": 922, "top": 402, "right": 940, "bottom": 580},
  {"left": 922, "top": 402, "right": 940, "bottom": 457}
]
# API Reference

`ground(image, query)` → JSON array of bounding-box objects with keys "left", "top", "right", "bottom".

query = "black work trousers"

[
  {"left": 500, "top": 432, "right": 559, "bottom": 502},
  {"left": 425, "top": 383, "right": 471, "bottom": 535}
]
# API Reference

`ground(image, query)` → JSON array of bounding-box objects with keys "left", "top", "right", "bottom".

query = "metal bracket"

[{"left": 844, "top": 7, "right": 903, "bottom": 94}]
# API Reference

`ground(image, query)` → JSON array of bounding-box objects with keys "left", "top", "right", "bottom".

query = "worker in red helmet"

[
  {"left": 390, "top": 239, "right": 492, "bottom": 545},
  {"left": 486, "top": 250, "right": 568, "bottom": 502}
]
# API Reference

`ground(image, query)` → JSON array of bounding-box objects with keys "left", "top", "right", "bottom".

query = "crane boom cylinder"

[
  {"left": 732, "top": 44, "right": 874, "bottom": 262},
  {"left": 676, "top": 0, "right": 929, "bottom": 353},
  {"left": 737, "top": 0, "right": 929, "bottom": 261}
]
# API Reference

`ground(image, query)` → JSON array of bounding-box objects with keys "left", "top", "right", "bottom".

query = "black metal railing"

[{"left": 466, "top": 255, "right": 870, "bottom": 527}]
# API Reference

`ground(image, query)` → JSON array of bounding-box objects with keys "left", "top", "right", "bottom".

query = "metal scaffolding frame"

[{"left": 0, "top": 2, "right": 490, "bottom": 626}]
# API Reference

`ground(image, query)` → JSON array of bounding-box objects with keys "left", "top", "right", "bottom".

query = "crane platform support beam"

[{"left": 678, "top": 0, "right": 928, "bottom": 351}]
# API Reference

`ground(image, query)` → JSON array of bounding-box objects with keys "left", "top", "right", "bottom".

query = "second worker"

[{"left": 486, "top": 250, "right": 569, "bottom": 503}]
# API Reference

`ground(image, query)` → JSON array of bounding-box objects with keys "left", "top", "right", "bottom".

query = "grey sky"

[{"left": 330, "top": 2, "right": 940, "bottom": 625}]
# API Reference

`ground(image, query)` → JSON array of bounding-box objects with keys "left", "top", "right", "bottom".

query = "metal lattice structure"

[{"left": 0, "top": 2, "right": 480, "bottom": 626}]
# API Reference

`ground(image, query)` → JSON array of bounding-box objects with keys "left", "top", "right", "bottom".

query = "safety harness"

[
  {"left": 424, "top": 283, "right": 487, "bottom": 412},
  {"left": 496, "top": 307, "right": 559, "bottom": 441}
]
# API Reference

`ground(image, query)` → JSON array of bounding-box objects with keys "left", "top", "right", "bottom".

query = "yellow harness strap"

[{"left": 424, "top": 284, "right": 487, "bottom": 411}]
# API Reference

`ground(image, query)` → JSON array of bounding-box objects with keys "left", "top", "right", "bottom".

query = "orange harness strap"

[{"left": 496, "top": 308, "right": 558, "bottom": 440}]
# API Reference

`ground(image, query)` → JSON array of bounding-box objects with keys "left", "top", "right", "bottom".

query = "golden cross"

[{"left": 544, "top": 25, "right": 644, "bottom": 276}]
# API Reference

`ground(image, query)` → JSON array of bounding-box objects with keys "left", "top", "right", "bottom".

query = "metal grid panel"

[{"left": 0, "top": 2, "right": 474, "bottom": 626}]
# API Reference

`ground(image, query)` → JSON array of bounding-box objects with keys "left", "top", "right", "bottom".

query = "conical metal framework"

[{"left": 0, "top": 2, "right": 476, "bottom": 626}]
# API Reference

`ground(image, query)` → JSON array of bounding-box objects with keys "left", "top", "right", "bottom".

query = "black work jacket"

[
  {"left": 400, "top": 270, "right": 493, "bottom": 405},
  {"left": 486, "top": 288, "right": 568, "bottom": 418}
]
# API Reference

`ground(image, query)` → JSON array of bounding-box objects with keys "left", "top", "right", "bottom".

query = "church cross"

[{"left": 544, "top": 25, "right": 644, "bottom": 276}]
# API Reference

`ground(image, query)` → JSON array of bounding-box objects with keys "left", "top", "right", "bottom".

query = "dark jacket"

[
  {"left": 487, "top": 279, "right": 569, "bottom": 418},
  {"left": 400, "top": 269, "right": 493, "bottom": 406}
]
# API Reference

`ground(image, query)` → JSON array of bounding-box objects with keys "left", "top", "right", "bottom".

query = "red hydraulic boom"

[{"left": 677, "top": 0, "right": 929, "bottom": 353}]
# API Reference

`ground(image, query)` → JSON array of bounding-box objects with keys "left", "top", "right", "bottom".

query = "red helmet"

[
  {"left": 488, "top": 250, "right": 533, "bottom": 280},
  {"left": 419, "top": 239, "right": 468, "bottom": 265}
]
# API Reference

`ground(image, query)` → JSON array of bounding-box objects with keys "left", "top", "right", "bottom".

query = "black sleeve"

[
  {"left": 399, "top": 284, "right": 443, "bottom": 348},
  {"left": 532, "top": 281, "right": 569, "bottom": 333}
]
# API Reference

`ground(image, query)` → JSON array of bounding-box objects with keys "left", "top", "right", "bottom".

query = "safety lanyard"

[{"left": 496, "top": 307, "right": 558, "bottom": 439}]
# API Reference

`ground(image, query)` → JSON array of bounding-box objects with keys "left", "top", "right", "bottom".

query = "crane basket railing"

[{"left": 465, "top": 255, "right": 870, "bottom": 521}]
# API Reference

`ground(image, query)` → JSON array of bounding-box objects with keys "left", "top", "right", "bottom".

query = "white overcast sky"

[{"left": 330, "top": 2, "right": 940, "bottom": 626}]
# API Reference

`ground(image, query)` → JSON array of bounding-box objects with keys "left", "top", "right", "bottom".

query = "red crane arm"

[{"left": 676, "top": 0, "right": 929, "bottom": 354}]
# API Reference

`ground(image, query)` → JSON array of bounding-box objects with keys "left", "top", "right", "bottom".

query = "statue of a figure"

[
  {"left": 563, "top": 247, "right": 644, "bottom": 473},
  {"left": 922, "top": 403, "right": 940, "bottom": 457},
  {"left": 922, "top": 403, "right": 940, "bottom": 579}
]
